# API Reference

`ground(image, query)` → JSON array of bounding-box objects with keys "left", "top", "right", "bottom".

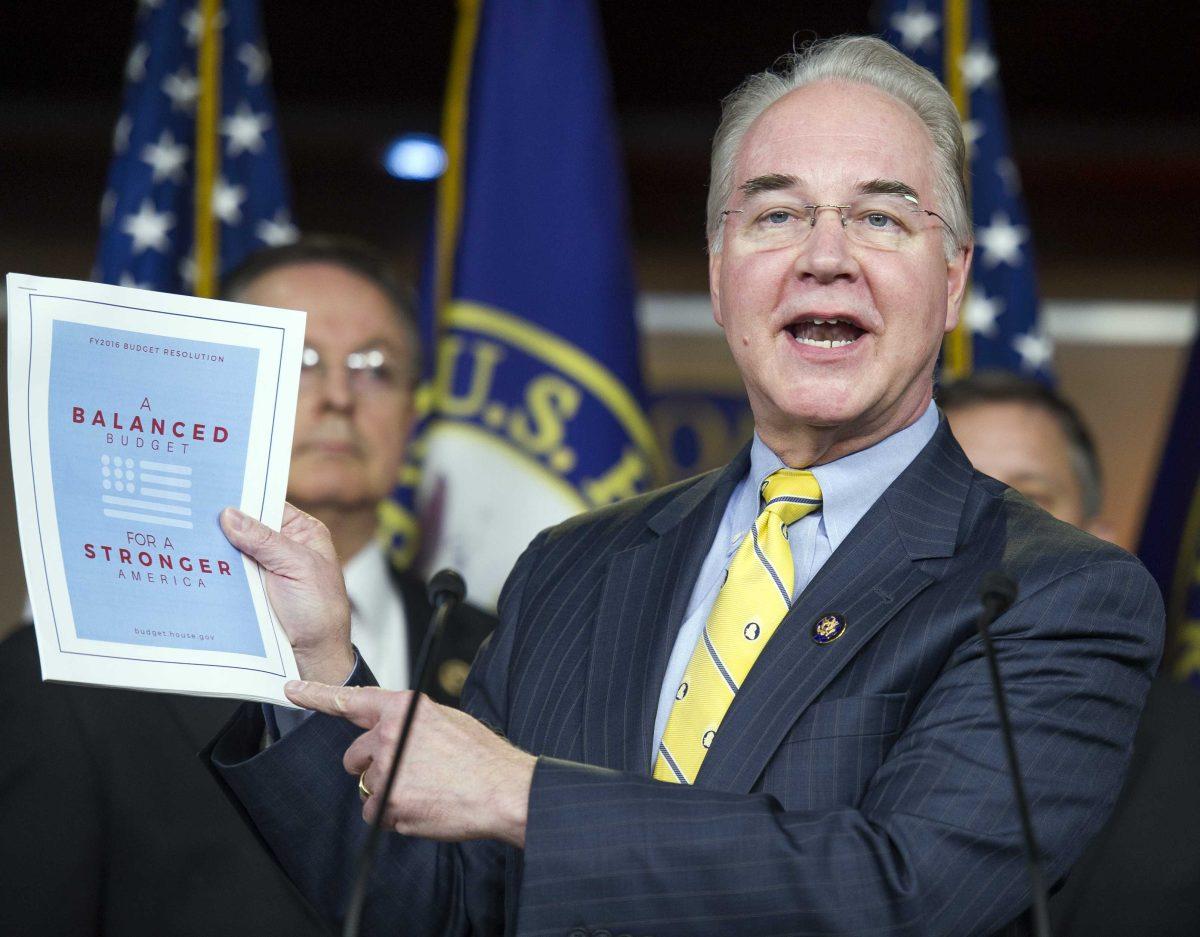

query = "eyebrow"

[
  {"left": 856, "top": 178, "right": 920, "bottom": 201},
  {"left": 738, "top": 173, "right": 801, "bottom": 197},
  {"left": 736, "top": 175, "right": 921, "bottom": 202}
]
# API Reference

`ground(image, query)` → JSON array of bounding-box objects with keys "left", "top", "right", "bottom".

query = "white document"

[{"left": 7, "top": 273, "right": 305, "bottom": 706}]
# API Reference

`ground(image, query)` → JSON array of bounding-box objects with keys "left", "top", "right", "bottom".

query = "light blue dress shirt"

[{"left": 650, "top": 401, "right": 940, "bottom": 766}]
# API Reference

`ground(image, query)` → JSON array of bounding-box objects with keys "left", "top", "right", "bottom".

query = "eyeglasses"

[
  {"left": 721, "top": 193, "right": 956, "bottom": 252},
  {"left": 300, "top": 346, "right": 410, "bottom": 395}
]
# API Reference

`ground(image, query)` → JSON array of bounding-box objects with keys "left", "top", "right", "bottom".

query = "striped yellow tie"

[{"left": 654, "top": 468, "right": 822, "bottom": 784}]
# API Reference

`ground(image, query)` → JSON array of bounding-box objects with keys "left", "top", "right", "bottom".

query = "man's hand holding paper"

[
  {"left": 219, "top": 504, "right": 354, "bottom": 687},
  {"left": 222, "top": 502, "right": 535, "bottom": 844}
]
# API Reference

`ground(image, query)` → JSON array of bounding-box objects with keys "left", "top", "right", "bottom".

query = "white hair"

[{"left": 707, "top": 35, "right": 971, "bottom": 260}]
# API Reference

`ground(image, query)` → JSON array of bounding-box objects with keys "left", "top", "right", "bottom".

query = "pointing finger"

[{"left": 285, "top": 680, "right": 392, "bottom": 728}]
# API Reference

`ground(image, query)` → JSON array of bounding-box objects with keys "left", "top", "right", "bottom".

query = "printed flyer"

[{"left": 7, "top": 273, "right": 305, "bottom": 705}]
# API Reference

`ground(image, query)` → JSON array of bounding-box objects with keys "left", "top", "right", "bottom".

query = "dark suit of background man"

[
  {"left": 0, "top": 238, "right": 494, "bottom": 936},
  {"left": 941, "top": 372, "right": 1200, "bottom": 937},
  {"left": 209, "top": 37, "right": 1163, "bottom": 937}
]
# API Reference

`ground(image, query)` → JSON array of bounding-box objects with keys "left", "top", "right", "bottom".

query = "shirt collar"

[
  {"left": 341, "top": 540, "right": 394, "bottom": 640},
  {"left": 746, "top": 400, "right": 939, "bottom": 551}
]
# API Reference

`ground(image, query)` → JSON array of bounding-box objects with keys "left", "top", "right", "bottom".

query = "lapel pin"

[{"left": 812, "top": 612, "right": 847, "bottom": 645}]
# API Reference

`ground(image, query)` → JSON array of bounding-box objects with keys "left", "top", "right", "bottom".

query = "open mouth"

[{"left": 786, "top": 316, "right": 866, "bottom": 349}]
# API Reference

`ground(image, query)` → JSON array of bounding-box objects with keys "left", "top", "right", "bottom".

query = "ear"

[
  {"left": 709, "top": 247, "right": 725, "bottom": 328},
  {"left": 944, "top": 242, "right": 973, "bottom": 333}
]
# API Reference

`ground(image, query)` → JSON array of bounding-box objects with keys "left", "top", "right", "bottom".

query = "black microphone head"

[
  {"left": 979, "top": 571, "right": 1018, "bottom": 613},
  {"left": 427, "top": 568, "right": 467, "bottom": 607}
]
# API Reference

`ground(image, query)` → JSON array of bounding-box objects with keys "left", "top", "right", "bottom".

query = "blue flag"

[
  {"left": 881, "top": 0, "right": 1051, "bottom": 380},
  {"left": 96, "top": 0, "right": 295, "bottom": 296},
  {"left": 386, "top": 0, "right": 662, "bottom": 609},
  {"left": 1139, "top": 313, "right": 1200, "bottom": 688}
]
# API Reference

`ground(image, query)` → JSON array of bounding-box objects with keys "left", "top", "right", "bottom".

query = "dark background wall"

[
  {"left": 3, "top": 1, "right": 1198, "bottom": 296},
  {"left": 1, "top": 1, "right": 1198, "bottom": 625}
]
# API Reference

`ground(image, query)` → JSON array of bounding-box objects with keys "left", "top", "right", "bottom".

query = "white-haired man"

[{"left": 210, "top": 37, "right": 1161, "bottom": 936}]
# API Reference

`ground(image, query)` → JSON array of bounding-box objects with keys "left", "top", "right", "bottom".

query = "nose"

[
  {"left": 313, "top": 361, "right": 355, "bottom": 413},
  {"left": 794, "top": 208, "right": 859, "bottom": 284}
]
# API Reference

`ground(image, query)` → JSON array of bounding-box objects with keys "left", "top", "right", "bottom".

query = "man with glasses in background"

[
  {"left": 210, "top": 39, "right": 1162, "bottom": 936},
  {"left": 222, "top": 238, "right": 495, "bottom": 699},
  {"left": 0, "top": 237, "right": 494, "bottom": 936}
]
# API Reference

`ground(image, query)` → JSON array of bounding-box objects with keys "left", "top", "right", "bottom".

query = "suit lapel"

[
  {"left": 696, "top": 421, "right": 973, "bottom": 793},
  {"left": 582, "top": 447, "right": 750, "bottom": 774}
]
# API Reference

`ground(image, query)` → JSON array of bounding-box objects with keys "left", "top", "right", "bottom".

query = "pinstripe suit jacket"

[{"left": 211, "top": 421, "right": 1163, "bottom": 936}]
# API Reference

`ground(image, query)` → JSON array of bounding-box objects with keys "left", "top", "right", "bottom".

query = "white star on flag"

[
  {"left": 179, "top": 253, "right": 197, "bottom": 288},
  {"left": 162, "top": 66, "right": 199, "bottom": 112},
  {"left": 255, "top": 209, "right": 300, "bottom": 246},
  {"left": 212, "top": 177, "right": 247, "bottom": 224},
  {"left": 221, "top": 101, "right": 270, "bottom": 156},
  {"left": 125, "top": 42, "right": 149, "bottom": 83},
  {"left": 137, "top": 0, "right": 163, "bottom": 15},
  {"left": 112, "top": 113, "right": 133, "bottom": 154},
  {"left": 977, "top": 211, "right": 1028, "bottom": 268},
  {"left": 118, "top": 272, "right": 152, "bottom": 290},
  {"left": 1012, "top": 331, "right": 1054, "bottom": 371},
  {"left": 120, "top": 199, "right": 175, "bottom": 254},
  {"left": 100, "top": 190, "right": 117, "bottom": 224},
  {"left": 182, "top": 7, "right": 228, "bottom": 46},
  {"left": 141, "top": 129, "right": 189, "bottom": 183},
  {"left": 995, "top": 157, "right": 1021, "bottom": 197},
  {"left": 237, "top": 43, "right": 270, "bottom": 84},
  {"left": 959, "top": 43, "right": 998, "bottom": 91},
  {"left": 964, "top": 287, "right": 1003, "bottom": 337},
  {"left": 890, "top": 2, "right": 940, "bottom": 53}
]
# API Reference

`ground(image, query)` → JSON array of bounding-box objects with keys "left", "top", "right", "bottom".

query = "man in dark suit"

[
  {"left": 0, "top": 239, "right": 494, "bottom": 935},
  {"left": 208, "top": 38, "right": 1162, "bottom": 936},
  {"left": 941, "top": 372, "right": 1200, "bottom": 936}
]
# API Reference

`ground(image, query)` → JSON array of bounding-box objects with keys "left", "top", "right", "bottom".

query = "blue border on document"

[{"left": 26, "top": 290, "right": 290, "bottom": 677}]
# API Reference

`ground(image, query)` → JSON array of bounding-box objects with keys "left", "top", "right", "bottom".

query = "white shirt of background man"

[{"left": 342, "top": 541, "right": 409, "bottom": 691}]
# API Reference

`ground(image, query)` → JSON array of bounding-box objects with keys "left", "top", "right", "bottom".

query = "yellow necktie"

[{"left": 654, "top": 468, "right": 822, "bottom": 784}]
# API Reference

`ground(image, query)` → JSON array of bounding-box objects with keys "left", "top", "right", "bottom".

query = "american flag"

[
  {"left": 95, "top": 0, "right": 296, "bottom": 297},
  {"left": 881, "top": 0, "right": 1052, "bottom": 381},
  {"left": 384, "top": 0, "right": 661, "bottom": 608},
  {"left": 100, "top": 454, "right": 195, "bottom": 530}
]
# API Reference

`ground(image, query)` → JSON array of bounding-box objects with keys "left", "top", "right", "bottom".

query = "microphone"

[
  {"left": 427, "top": 568, "right": 466, "bottom": 608},
  {"left": 343, "top": 568, "right": 468, "bottom": 937},
  {"left": 974, "top": 572, "right": 1052, "bottom": 937}
]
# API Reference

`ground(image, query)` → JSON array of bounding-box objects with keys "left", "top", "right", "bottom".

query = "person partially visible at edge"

[
  {"left": 942, "top": 370, "right": 1199, "bottom": 937},
  {"left": 939, "top": 370, "right": 1112, "bottom": 539},
  {"left": 208, "top": 38, "right": 1163, "bottom": 937}
]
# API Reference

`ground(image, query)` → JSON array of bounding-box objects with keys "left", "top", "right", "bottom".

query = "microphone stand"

[
  {"left": 976, "top": 571, "right": 1052, "bottom": 937},
  {"left": 342, "top": 569, "right": 466, "bottom": 937}
]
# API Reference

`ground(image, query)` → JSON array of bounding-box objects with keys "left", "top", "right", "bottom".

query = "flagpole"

[
  {"left": 194, "top": 0, "right": 223, "bottom": 297},
  {"left": 941, "top": 0, "right": 972, "bottom": 379},
  {"left": 434, "top": 0, "right": 483, "bottom": 338}
]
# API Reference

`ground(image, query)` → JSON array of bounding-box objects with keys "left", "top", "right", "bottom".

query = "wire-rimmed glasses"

[{"left": 721, "top": 193, "right": 956, "bottom": 252}]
